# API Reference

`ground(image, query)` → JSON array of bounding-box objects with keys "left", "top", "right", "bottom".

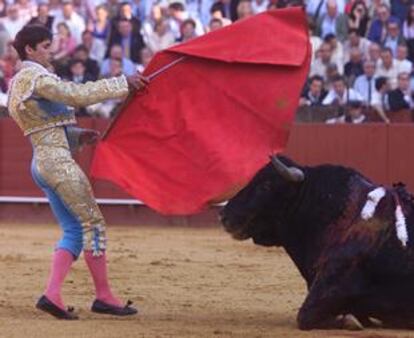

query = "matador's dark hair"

[{"left": 13, "top": 25, "right": 53, "bottom": 60}]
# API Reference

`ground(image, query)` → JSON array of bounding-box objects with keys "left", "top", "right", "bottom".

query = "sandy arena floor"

[{"left": 0, "top": 223, "right": 413, "bottom": 338}]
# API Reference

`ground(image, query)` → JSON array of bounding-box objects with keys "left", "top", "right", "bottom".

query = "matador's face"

[{"left": 26, "top": 39, "right": 52, "bottom": 68}]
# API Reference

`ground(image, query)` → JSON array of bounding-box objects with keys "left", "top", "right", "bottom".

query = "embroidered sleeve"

[{"left": 34, "top": 74, "right": 129, "bottom": 108}]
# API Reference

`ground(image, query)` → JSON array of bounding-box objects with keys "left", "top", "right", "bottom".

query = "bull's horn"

[{"left": 270, "top": 155, "right": 305, "bottom": 182}]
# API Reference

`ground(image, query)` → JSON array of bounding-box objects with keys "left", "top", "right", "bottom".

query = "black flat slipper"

[
  {"left": 36, "top": 295, "right": 79, "bottom": 320},
  {"left": 91, "top": 299, "right": 138, "bottom": 316}
]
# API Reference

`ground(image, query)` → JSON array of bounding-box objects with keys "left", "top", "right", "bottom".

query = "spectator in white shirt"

[
  {"left": 353, "top": 60, "right": 377, "bottom": 106},
  {"left": 323, "top": 75, "right": 363, "bottom": 105},
  {"left": 146, "top": 18, "right": 175, "bottom": 53},
  {"left": 375, "top": 47, "right": 402, "bottom": 89},
  {"left": 310, "top": 42, "right": 334, "bottom": 79},
  {"left": 306, "top": 0, "right": 346, "bottom": 20},
  {"left": 324, "top": 33, "right": 344, "bottom": 73},
  {"left": 371, "top": 76, "right": 391, "bottom": 122},
  {"left": 367, "top": 42, "right": 381, "bottom": 65},
  {"left": 1, "top": 4, "right": 27, "bottom": 40},
  {"left": 396, "top": 44, "right": 413, "bottom": 74},
  {"left": 343, "top": 28, "right": 371, "bottom": 63},
  {"left": 251, "top": 0, "right": 269, "bottom": 14},
  {"left": 15, "top": 0, "right": 37, "bottom": 23},
  {"left": 52, "top": 0, "right": 86, "bottom": 44}
]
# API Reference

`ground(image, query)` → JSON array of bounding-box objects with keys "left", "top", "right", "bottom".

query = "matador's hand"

[
  {"left": 126, "top": 72, "right": 149, "bottom": 92},
  {"left": 79, "top": 128, "right": 100, "bottom": 146}
]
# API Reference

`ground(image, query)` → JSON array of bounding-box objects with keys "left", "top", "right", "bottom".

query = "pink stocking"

[
  {"left": 44, "top": 249, "right": 74, "bottom": 310},
  {"left": 84, "top": 250, "right": 122, "bottom": 307}
]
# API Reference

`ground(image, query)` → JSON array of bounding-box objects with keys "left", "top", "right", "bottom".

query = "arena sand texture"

[{"left": 0, "top": 223, "right": 412, "bottom": 338}]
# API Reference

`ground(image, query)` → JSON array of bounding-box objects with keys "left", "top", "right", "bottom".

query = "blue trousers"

[{"left": 31, "top": 159, "right": 83, "bottom": 258}]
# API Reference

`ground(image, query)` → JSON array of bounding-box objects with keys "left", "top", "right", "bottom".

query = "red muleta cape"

[{"left": 91, "top": 8, "right": 311, "bottom": 215}]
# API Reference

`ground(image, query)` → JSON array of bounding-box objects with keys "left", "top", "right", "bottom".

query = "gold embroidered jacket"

[{"left": 8, "top": 61, "right": 129, "bottom": 136}]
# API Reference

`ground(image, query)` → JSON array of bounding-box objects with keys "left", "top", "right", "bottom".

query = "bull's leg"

[
  {"left": 297, "top": 263, "right": 367, "bottom": 330},
  {"left": 352, "top": 284, "right": 414, "bottom": 329}
]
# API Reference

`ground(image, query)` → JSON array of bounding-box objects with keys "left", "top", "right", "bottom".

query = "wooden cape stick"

[{"left": 101, "top": 56, "right": 186, "bottom": 140}]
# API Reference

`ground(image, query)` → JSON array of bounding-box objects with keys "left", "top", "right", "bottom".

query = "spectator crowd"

[
  {"left": 302, "top": 0, "right": 414, "bottom": 123},
  {"left": 0, "top": 0, "right": 280, "bottom": 117},
  {"left": 0, "top": 0, "right": 412, "bottom": 122}
]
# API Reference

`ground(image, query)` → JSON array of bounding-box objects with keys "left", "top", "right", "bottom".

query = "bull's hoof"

[
  {"left": 368, "top": 317, "right": 383, "bottom": 328},
  {"left": 342, "top": 314, "right": 364, "bottom": 331}
]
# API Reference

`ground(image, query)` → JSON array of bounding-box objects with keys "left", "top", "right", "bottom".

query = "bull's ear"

[{"left": 270, "top": 155, "right": 305, "bottom": 182}]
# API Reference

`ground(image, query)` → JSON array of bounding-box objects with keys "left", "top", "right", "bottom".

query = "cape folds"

[{"left": 91, "top": 8, "right": 311, "bottom": 214}]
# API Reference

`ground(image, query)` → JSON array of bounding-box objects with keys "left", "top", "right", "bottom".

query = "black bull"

[{"left": 220, "top": 156, "right": 414, "bottom": 330}]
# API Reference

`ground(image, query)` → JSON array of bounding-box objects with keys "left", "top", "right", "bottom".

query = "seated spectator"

[
  {"left": 51, "top": 22, "right": 77, "bottom": 64},
  {"left": 326, "top": 99, "right": 366, "bottom": 124},
  {"left": 391, "top": 0, "right": 410, "bottom": 25},
  {"left": 0, "top": 0, "right": 7, "bottom": 18},
  {"left": 353, "top": 60, "right": 377, "bottom": 106},
  {"left": 299, "top": 75, "right": 328, "bottom": 106},
  {"left": 308, "top": 17, "right": 322, "bottom": 62},
  {"left": 367, "top": 42, "right": 382, "bottom": 65},
  {"left": 306, "top": 0, "right": 346, "bottom": 20},
  {"left": 88, "top": 4, "right": 111, "bottom": 42},
  {"left": 142, "top": 3, "right": 163, "bottom": 42},
  {"left": 177, "top": 18, "right": 197, "bottom": 42},
  {"left": 236, "top": 0, "right": 254, "bottom": 21},
  {"left": 0, "top": 40, "right": 20, "bottom": 88},
  {"left": 101, "top": 44, "right": 136, "bottom": 77},
  {"left": 347, "top": 0, "right": 370, "bottom": 37},
  {"left": 371, "top": 76, "right": 391, "bottom": 122},
  {"left": 52, "top": 0, "right": 86, "bottom": 44},
  {"left": 146, "top": 18, "right": 175, "bottom": 53},
  {"left": 71, "top": 45, "right": 100, "bottom": 80},
  {"left": 382, "top": 19, "right": 404, "bottom": 56},
  {"left": 369, "top": 0, "right": 390, "bottom": 19},
  {"left": 367, "top": 4, "right": 398, "bottom": 44},
  {"left": 209, "top": 17, "right": 223, "bottom": 32},
  {"left": 344, "top": 47, "right": 364, "bottom": 83},
  {"left": 65, "top": 59, "right": 95, "bottom": 116},
  {"left": 343, "top": 28, "right": 371, "bottom": 63},
  {"left": 388, "top": 72, "right": 413, "bottom": 111},
  {"left": 87, "top": 58, "right": 125, "bottom": 118},
  {"left": 15, "top": 0, "right": 37, "bottom": 23},
  {"left": 310, "top": 42, "right": 335, "bottom": 79},
  {"left": 136, "top": 47, "right": 153, "bottom": 72},
  {"left": 81, "top": 30, "right": 106, "bottom": 64},
  {"left": 1, "top": 4, "right": 27, "bottom": 40},
  {"left": 209, "top": 2, "right": 232, "bottom": 28},
  {"left": 65, "top": 59, "right": 94, "bottom": 83},
  {"left": 324, "top": 33, "right": 344, "bottom": 73},
  {"left": 375, "top": 47, "right": 401, "bottom": 89},
  {"left": 315, "top": 0, "right": 348, "bottom": 42},
  {"left": 48, "top": 0, "right": 62, "bottom": 17},
  {"left": 396, "top": 44, "right": 412, "bottom": 73},
  {"left": 28, "top": 3, "right": 54, "bottom": 30},
  {"left": 251, "top": 0, "right": 269, "bottom": 14},
  {"left": 325, "top": 62, "right": 341, "bottom": 88},
  {"left": 110, "top": 1, "right": 142, "bottom": 38},
  {"left": 403, "top": 4, "right": 414, "bottom": 61},
  {"left": 323, "top": 75, "right": 363, "bottom": 105},
  {"left": 107, "top": 18, "right": 145, "bottom": 64},
  {"left": 167, "top": 2, "right": 204, "bottom": 40}
]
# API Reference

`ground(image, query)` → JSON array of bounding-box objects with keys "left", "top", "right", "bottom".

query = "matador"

[{"left": 8, "top": 24, "right": 148, "bottom": 319}]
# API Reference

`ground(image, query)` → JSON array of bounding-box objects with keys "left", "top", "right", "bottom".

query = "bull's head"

[{"left": 220, "top": 155, "right": 305, "bottom": 246}]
